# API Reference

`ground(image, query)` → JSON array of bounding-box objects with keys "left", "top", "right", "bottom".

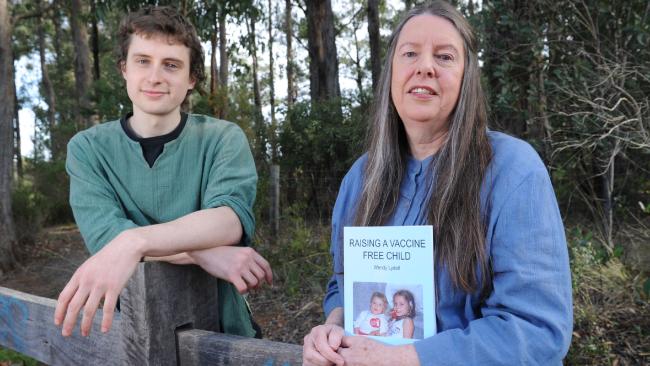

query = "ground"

[{"left": 0, "top": 225, "right": 323, "bottom": 347}]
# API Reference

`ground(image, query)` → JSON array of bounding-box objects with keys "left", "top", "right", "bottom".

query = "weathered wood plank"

[
  {"left": 178, "top": 329, "right": 303, "bottom": 366},
  {"left": 0, "top": 286, "right": 124, "bottom": 365},
  {"left": 119, "top": 262, "right": 220, "bottom": 365}
]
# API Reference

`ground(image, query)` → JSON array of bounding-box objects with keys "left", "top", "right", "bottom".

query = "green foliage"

[
  {"left": 0, "top": 347, "right": 38, "bottom": 366},
  {"left": 11, "top": 181, "right": 46, "bottom": 248},
  {"left": 26, "top": 159, "right": 73, "bottom": 225},
  {"left": 278, "top": 99, "right": 367, "bottom": 220},
  {"left": 567, "top": 227, "right": 650, "bottom": 364},
  {"left": 260, "top": 204, "right": 331, "bottom": 296}
]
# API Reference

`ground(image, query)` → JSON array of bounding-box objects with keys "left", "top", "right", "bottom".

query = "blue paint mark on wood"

[
  {"left": 263, "top": 358, "right": 293, "bottom": 366},
  {"left": 0, "top": 294, "right": 29, "bottom": 353}
]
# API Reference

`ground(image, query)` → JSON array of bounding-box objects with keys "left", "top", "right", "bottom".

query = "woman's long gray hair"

[{"left": 354, "top": 0, "right": 492, "bottom": 295}]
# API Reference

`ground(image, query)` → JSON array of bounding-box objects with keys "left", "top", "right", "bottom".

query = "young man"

[{"left": 54, "top": 6, "right": 271, "bottom": 338}]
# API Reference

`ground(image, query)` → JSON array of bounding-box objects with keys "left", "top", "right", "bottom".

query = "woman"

[{"left": 302, "top": 1, "right": 572, "bottom": 365}]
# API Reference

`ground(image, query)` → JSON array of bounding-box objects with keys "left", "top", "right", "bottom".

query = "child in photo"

[
  {"left": 388, "top": 290, "right": 416, "bottom": 339},
  {"left": 354, "top": 292, "right": 389, "bottom": 336}
]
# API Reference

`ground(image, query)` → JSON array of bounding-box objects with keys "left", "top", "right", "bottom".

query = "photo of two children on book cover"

[{"left": 353, "top": 282, "right": 424, "bottom": 340}]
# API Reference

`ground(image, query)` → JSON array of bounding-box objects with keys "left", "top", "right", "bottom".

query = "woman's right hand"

[{"left": 303, "top": 323, "right": 346, "bottom": 366}]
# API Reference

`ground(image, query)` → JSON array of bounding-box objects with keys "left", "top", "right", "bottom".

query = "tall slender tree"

[
  {"left": 285, "top": 0, "right": 295, "bottom": 108},
  {"left": 13, "top": 83, "right": 22, "bottom": 179},
  {"left": 36, "top": 0, "right": 58, "bottom": 158},
  {"left": 268, "top": 0, "right": 276, "bottom": 125},
  {"left": 89, "top": 0, "right": 100, "bottom": 80},
  {"left": 69, "top": 0, "right": 93, "bottom": 129},
  {"left": 305, "top": 0, "right": 341, "bottom": 105},
  {"left": 367, "top": 0, "right": 381, "bottom": 92},
  {"left": 0, "top": 0, "right": 17, "bottom": 274},
  {"left": 218, "top": 9, "right": 228, "bottom": 118}
]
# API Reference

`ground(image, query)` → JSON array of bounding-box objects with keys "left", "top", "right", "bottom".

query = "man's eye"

[
  {"left": 136, "top": 59, "right": 148, "bottom": 65},
  {"left": 165, "top": 63, "right": 179, "bottom": 69}
]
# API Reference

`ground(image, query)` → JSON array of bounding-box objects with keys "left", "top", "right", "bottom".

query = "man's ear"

[{"left": 120, "top": 61, "right": 127, "bottom": 79}]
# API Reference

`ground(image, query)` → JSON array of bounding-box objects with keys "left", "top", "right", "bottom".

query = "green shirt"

[{"left": 66, "top": 114, "right": 258, "bottom": 337}]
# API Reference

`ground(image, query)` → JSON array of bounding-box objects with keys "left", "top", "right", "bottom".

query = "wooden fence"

[{"left": 0, "top": 262, "right": 303, "bottom": 365}]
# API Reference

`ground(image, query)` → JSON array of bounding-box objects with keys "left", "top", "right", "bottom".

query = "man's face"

[{"left": 121, "top": 33, "right": 195, "bottom": 120}]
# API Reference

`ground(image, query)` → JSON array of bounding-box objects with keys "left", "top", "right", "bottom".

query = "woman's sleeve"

[
  {"left": 323, "top": 163, "right": 362, "bottom": 317},
  {"left": 413, "top": 168, "right": 573, "bottom": 365}
]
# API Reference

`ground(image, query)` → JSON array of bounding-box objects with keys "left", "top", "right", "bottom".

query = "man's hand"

[
  {"left": 188, "top": 246, "right": 273, "bottom": 293},
  {"left": 54, "top": 231, "right": 143, "bottom": 337}
]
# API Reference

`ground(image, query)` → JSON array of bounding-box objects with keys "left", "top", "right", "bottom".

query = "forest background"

[{"left": 0, "top": 0, "right": 649, "bottom": 364}]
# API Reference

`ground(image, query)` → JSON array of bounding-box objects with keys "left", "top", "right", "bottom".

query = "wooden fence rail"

[{"left": 0, "top": 262, "right": 303, "bottom": 365}]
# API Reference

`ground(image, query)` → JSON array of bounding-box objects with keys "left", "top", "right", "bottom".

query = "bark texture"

[
  {"left": 305, "top": 0, "right": 341, "bottom": 103},
  {"left": 367, "top": 0, "right": 381, "bottom": 92},
  {"left": 69, "top": 0, "right": 93, "bottom": 129},
  {"left": 0, "top": 0, "right": 17, "bottom": 274}
]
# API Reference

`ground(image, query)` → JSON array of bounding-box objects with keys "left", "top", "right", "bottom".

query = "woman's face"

[
  {"left": 393, "top": 295, "right": 411, "bottom": 317},
  {"left": 390, "top": 14, "right": 465, "bottom": 132}
]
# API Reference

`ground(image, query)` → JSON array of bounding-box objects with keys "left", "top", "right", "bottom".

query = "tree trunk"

[
  {"left": 305, "top": 0, "right": 341, "bottom": 104},
  {"left": 467, "top": 0, "right": 475, "bottom": 17},
  {"left": 218, "top": 12, "right": 228, "bottom": 119},
  {"left": 268, "top": 0, "right": 279, "bottom": 162},
  {"left": 268, "top": 0, "right": 276, "bottom": 125},
  {"left": 52, "top": 2, "right": 63, "bottom": 67},
  {"left": 210, "top": 25, "right": 218, "bottom": 96},
  {"left": 285, "top": 0, "right": 295, "bottom": 109},
  {"left": 602, "top": 158, "right": 614, "bottom": 250},
  {"left": 246, "top": 10, "right": 266, "bottom": 163},
  {"left": 367, "top": 0, "right": 381, "bottom": 93},
  {"left": 352, "top": 14, "right": 364, "bottom": 96},
  {"left": 37, "top": 0, "right": 59, "bottom": 158},
  {"left": 0, "top": 0, "right": 18, "bottom": 274},
  {"left": 13, "top": 83, "right": 22, "bottom": 179},
  {"left": 90, "top": 0, "right": 100, "bottom": 80},
  {"left": 69, "top": 0, "right": 93, "bottom": 129}
]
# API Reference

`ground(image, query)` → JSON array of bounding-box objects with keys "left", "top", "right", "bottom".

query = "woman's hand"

[
  {"left": 303, "top": 324, "right": 346, "bottom": 366},
  {"left": 338, "top": 336, "right": 420, "bottom": 366}
]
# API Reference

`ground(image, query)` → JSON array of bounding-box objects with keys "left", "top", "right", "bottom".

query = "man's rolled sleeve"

[
  {"left": 202, "top": 124, "right": 257, "bottom": 245},
  {"left": 67, "top": 134, "right": 138, "bottom": 254}
]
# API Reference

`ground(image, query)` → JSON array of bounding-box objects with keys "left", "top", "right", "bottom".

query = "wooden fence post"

[
  {"left": 119, "top": 262, "right": 220, "bottom": 365},
  {"left": 270, "top": 164, "right": 280, "bottom": 239},
  {"left": 1, "top": 261, "right": 303, "bottom": 365}
]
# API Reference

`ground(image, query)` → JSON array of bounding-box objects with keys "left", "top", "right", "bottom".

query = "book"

[{"left": 344, "top": 225, "right": 436, "bottom": 345}]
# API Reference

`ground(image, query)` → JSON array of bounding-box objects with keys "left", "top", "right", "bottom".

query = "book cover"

[{"left": 344, "top": 225, "right": 436, "bottom": 345}]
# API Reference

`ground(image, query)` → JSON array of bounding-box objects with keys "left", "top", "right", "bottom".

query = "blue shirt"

[{"left": 324, "top": 131, "right": 573, "bottom": 365}]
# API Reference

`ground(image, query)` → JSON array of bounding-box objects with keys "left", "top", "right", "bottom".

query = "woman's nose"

[{"left": 416, "top": 54, "right": 436, "bottom": 77}]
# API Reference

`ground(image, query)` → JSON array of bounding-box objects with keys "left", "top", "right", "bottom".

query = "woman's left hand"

[{"left": 338, "top": 336, "right": 420, "bottom": 366}]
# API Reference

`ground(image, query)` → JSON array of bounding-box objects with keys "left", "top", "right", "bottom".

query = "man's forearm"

[
  {"left": 143, "top": 252, "right": 195, "bottom": 265},
  {"left": 120, "top": 206, "right": 243, "bottom": 258}
]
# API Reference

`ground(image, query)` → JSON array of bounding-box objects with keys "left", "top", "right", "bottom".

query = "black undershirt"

[{"left": 120, "top": 112, "right": 188, "bottom": 167}]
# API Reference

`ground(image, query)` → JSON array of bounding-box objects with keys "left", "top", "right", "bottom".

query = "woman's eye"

[
  {"left": 404, "top": 51, "right": 417, "bottom": 58},
  {"left": 436, "top": 54, "right": 453, "bottom": 62}
]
